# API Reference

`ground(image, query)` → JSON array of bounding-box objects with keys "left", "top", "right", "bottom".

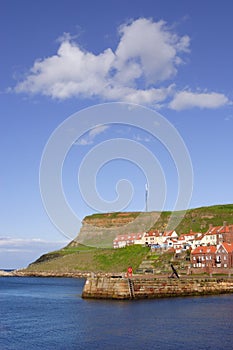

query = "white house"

[
  {"left": 113, "top": 232, "right": 145, "bottom": 248},
  {"left": 134, "top": 232, "right": 146, "bottom": 245},
  {"left": 192, "top": 233, "right": 204, "bottom": 248},
  {"left": 200, "top": 232, "right": 218, "bottom": 246},
  {"left": 162, "top": 230, "right": 178, "bottom": 242},
  {"left": 144, "top": 230, "right": 163, "bottom": 246}
]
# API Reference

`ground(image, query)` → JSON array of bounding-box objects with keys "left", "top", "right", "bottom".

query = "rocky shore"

[
  {"left": 0, "top": 270, "right": 14, "bottom": 276},
  {"left": 0, "top": 269, "right": 91, "bottom": 278},
  {"left": 0, "top": 269, "right": 126, "bottom": 278}
]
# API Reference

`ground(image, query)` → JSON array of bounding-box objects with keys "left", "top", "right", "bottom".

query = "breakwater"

[{"left": 82, "top": 275, "right": 233, "bottom": 300}]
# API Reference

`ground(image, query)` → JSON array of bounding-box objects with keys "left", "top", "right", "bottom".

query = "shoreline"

[
  {"left": 1, "top": 269, "right": 233, "bottom": 279},
  {"left": 2, "top": 270, "right": 233, "bottom": 299},
  {"left": 0, "top": 270, "right": 90, "bottom": 278}
]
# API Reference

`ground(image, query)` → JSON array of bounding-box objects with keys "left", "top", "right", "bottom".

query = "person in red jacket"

[{"left": 127, "top": 266, "right": 133, "bottom": 277}]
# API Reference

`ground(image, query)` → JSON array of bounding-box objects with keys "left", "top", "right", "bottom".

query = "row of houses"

[
  {"left": 113, "top": 224, "right": 233, "bottom": 251},
  {"left": 113, "top": 230, "right": 179, "bottom": 249},
  {"left": 191, "top": 242, "right": 233, "bottom": 269}
]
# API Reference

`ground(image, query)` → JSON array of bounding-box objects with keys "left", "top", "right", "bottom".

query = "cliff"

[
  {"left": 23, "top": 204, "right": 233, "bottom": 274},
  {"left": 74, "top": 211, "right": 161, "bottom": 248},
  {"left": 71, "top": 204, "right": 233, "bottom": 248}
]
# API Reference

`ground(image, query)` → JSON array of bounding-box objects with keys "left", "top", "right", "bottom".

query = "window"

[
  {"left": 224, "top": 255, "right": 227, "bottom": 260},
  {"left": 193, "top": 257, "right": 196, "bottom": 260}
]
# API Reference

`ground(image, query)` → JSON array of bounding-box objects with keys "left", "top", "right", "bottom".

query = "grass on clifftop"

[
  {"left": 25, "top": 204, "right": 233, "bottom": 274},
  {"left": 83, "top": 204, "right": 233, "bottom": 233},
  {"left": 26, "top": 245, "right": 150, "bottom": 274}
]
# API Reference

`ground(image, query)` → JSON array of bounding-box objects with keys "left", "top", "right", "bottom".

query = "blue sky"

[{"left": 1, "top": 0, "right": 233, "bottom": 268}]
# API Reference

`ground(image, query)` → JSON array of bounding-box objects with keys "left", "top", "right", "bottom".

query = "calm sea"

[{"left": 0, "top": 277, "right": 232, "bottom": 350}]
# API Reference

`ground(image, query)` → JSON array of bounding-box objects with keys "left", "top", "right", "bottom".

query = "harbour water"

[{"left": 0, "top": 277, "right": 232, "bottom": 349}]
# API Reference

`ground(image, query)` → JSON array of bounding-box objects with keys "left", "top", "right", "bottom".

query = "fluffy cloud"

[
  {"left": 15, "top": 42, "right": 115, "bottom": 99},
  {"left": 169, "top": 91, "right": 229, "bottom": 110},
  {"left": 114, "top": 19, "right": 189, "bottom": 85},
  {"left": 13, "top": 18, "right": 229, "bottom": 110},
  {"left": 76, "top": 124, "right": 109, "bottom": 145},
  {"left": 14, "top": 18, "right": 189, "bottom": 105}
]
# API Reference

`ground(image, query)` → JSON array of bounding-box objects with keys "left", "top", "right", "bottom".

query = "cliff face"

[
  {"left": 71, "top": 212, "right": 161, "bottom": 248},
  {"left": 70, "top": 204, "right": 233, "bottom": 248}
]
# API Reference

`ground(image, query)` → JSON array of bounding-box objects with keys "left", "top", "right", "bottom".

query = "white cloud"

[
  {"left": 75, "top": 124, "right": 109, "bottom": 146},
  {"left": 114, "top": 19, "right": 189, "bottom": 85},
  {"left": 89, "top": 124, "right": 109, "bottom": 137},
  {"left": 133, "top": 134, "right": 152, "bottom": 143},
  {"left": 121, "top": 85, "right": 175, "bottom": 104},
  {"left": 0, "top": 237, "right": 68, "bottom": 269},
  {"left": 169, "top": 91, "right": 229, "bottom": 110},
  {"left": 15, "top": 42, "right": 115, "bottom": 99},
  {"left": 14, "top": 18, "right": 189, "bottom": 105},
  {"left": 12, "top": 18, "right": 230, "bottom": 110},
  {"left": 0, "top": 236, "right": 67, "bottom": 249}
]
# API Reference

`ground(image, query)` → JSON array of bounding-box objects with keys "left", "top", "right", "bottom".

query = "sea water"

[{"left": 0, "top": 277, "right": 232, "bottom": 350}]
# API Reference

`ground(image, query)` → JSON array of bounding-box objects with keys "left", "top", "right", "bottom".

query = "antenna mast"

[{"left": 145, "top": 183, "right": 148, "bottom": 212}]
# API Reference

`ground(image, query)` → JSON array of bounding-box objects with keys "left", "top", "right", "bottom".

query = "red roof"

[
  {"left": 183, "top": 232, "right": 197, "bottom": 237},
  {"left": 145, "top": 230, "right": 160, "bottom": 237},
  {"left": 206, "top": 225, "right": 233, "bottom": 235},
  {"left": 114, "top": 232, "right": 143, "bottom": 242},
  {"left": 218, "top": 242, "right": 233, "bottom": 253},
  {"left": 163, "top": 230, "right": 176, "bottom": 237},
  {"left": 191, "top": 246, "right": 216, "bottom": 254}
]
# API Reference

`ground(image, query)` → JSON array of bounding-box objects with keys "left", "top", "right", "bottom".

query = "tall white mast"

[{"left": 145, "top": 183, "right": 148, "bottom": 212}]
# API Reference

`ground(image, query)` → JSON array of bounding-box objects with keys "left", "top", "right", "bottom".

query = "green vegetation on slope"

[
  {"left": 26, "top": 204, "right": 233, "bottom": 274},
  {"left": 84, "top": 211, "right": 141, "bottom": 221},
  {"left": 27, "top": 245, "right": 150, "bottom": 274},
  {"left": 75, "top": 204, "right": 233, "bottom": 248},
  {"left": 175, "top": 204, "right": 233, "bottom": 233},
  {"left": 83, "top": 204, "right": 233, "bottom": 233},
  {"left": 93, "top": 245, "right": 149, "bottom": 272}
]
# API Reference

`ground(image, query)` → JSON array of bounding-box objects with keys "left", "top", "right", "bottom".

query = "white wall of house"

[
  {"left": 162, "top": 230, "right": 178, "bottom": 243},
  {"left": 134, "top": 232, "right": 146, "bottom": 245},
  {"left": 200, "top": 234, "right": 218, "bottom": 246}
]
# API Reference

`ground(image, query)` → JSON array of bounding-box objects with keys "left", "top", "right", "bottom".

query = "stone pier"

[{"left": 82, "top": 275, "right": 233, "bottom": 300}]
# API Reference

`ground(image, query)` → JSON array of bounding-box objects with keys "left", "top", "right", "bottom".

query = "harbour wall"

[{"left": 82, "top": 276, "right": 233, "bottom": 300}]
